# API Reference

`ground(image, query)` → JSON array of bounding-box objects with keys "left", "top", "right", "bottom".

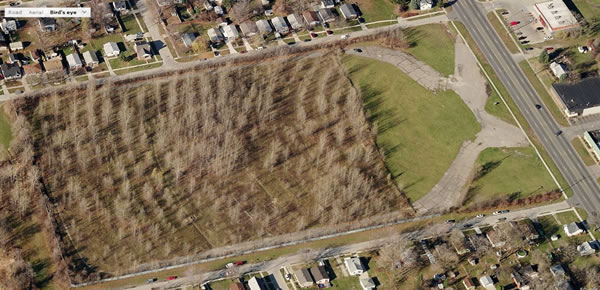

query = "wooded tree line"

[{"left": 6, "top": 53, "right": 411, "bottom": 281}]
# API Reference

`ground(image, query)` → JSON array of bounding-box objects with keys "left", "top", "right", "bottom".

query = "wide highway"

[{"left": 452, "top": 0, "right": 600, "bottom": 222}]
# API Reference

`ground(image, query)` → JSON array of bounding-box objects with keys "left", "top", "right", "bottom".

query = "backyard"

[
  {"left": 343, "top": 54, "right": 480, "bottom": 203},
  {"left": 354, "top": 0, "right": 399, "bottom": 22}
]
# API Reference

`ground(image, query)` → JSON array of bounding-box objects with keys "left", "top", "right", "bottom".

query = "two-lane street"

[{"left": 451, "top": 0, "right": 600, "bottom": 222}]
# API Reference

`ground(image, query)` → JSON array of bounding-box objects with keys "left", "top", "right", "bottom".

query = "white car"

[
  {"left": 476, "top": 214, "right": 485, "bottom": 218},
  {"left": 341, "top": 34, "right": 349, "bottom": 40},
  {"left": 492, "top": 211, "right": 501, "bottom": 215}
]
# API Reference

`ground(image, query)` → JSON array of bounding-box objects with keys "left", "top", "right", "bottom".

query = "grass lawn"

[
  {"left": 519, "top": 60, "right": 569, "bottom": 126},
  {"left": 556, "top": 210, "right": 580, "bottom": 225},
  {"left": 121, "top": 14, "right": 142, "bottom": 34},
  {"left": 91, "top": 33, "right": 124, "bottom": 51},
  {"left": 571, "top": 137, "right": 595, "bottom": 166},
  {"left": 343, "top": 55, "right": 479, "bottom": 203},
  {"left": 0, "top": 109, "right": 12, "bottom": 148},
  {"left": 452, "top": 21, "right": 573, "bottom": 197},
  {"left": 466, "top": 147, "right": 558, "bottom": 204},
  {"left": 113, "top": 62, "right": 162, "bottom": 75},
  {"left": 572, "top": 0, "right": 600, "bottom": 19},
  {"left": 405, "top": 24, "right": 455, "bottom": 76},
  {"left": 484, "top": 82, "right": 516, "bottom": 125},
  {"left": 486, "top": 11, "right": 519, "bottom": 54},
  {"left": 355, "top": 0, "right": 398, "bottom": 22}
]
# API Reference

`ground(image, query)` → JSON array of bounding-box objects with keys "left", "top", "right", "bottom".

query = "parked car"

[
  {"left": 525, "top": 47, "right": 534, "bottom": 51},
  {"left": 518, "top": 36, "right": 526, "bottom": 40},
  {"left": 146, "top": 278, "right": 158, "bottom": 283},
  {"left": 353, "top": 48, "right": 362, "bottom": 53},
  {"left": 476, "top": 214, "right": 485, "bottom": 218},
  {"left": 304, "top": 38, "right": 311, "bottom": 42},
  {"left": 498, "top": 217, "right": 507, "bottom": 221},
  {"left": 326, "top": 30, "right": 333, "bottom": 35},
  {"left": 168, "top": 276, "right": 177, "bottom": 280},
  {"left": 535, "top": 104, "right": 542, "bottom": 109},
  {"left": 516, "top": 32, "right": 523, "bottom": 35},
  {"left": 285, "top": 273, "right": 292, "bottom": 280},
  {"left": 546, "top": 47, "right": 554, "bottom": 51},
  {"left": 310, "top": 32, "right": 318, "bottom": 38},
  {"left": 510, "top": 21, "right": 520, "bottom": 26},
  {"left": 501, "top": 11, "right": 509, "bottom": 15},
  {"left": 446, "top": 219, "right": 456, "bottom": 223},
  {"left": 555, "top": 130, "right": 562, "bottom": 136},
  {"left": 234, "top": 261, "right": 245, "bottom": 266}
]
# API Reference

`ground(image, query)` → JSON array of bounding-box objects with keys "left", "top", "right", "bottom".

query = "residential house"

[
  {"left": 256, "top": 19, "right": 273, "bottom": 34},
  {"left": 239, "top": 21, "right": 259, "bottom": 37},
  {"left": 112, "top": 1, "right": 128, "bottom": 12},
  {"left": 303, "top": 11, "right": 321, "bottom": 27},
  {"left": 287, "top": 13, "right": 303, "bottom": 30},
  {"left": 22, "top": 63, "right": 42, "bottom": 76},
  {"left": 420, "top": 0, "right": 433, "bottom": 10},
  {"left": 340, "top": 4, "right": 359, "bottom": 20},
  {"left": 182, "top": 33, "right": 197, "bottom": 47},
  {"left": 43, "top": 57, "right": 64, "bottom": 73},
  {"left": 550, "top": 264, "right": 574, "bottom": 290},
  {"left": 462, "top": 277, "right": 475, "bottom": 290},
  {"left": 321, "top": 0, "right": 335, "bottom": 8},
  {"left": 1, "top": 63, "right": 21, "bottom": 80},
  {"left": 511, "top": 271, "right": 531, "bottom": 290},
  {"left": 216, "top": 17, "right": 228, "bottom": 26},
  {"left": 479, "top": 275, "right": 495, "bottom": 290},
  {"left": 105, "top": 2, "right": 115, "bottom": 18},
  {"left": 207, "top": 28, "right": 224, "bottom": 42},
  {"left": 550, "top": 264, "right": 566, "bottom": 277},
  {"left": 66, "top": 53, "right": 83, "bottom": 70},
  {"left": 517, "top": 221, "right": 540, "bottom": 241},
  {"left": 39, "top": 18, "right": 57, "bottom": 32},
  {"left": 0, "top": 19, "right": 17, "bottom": 34},
  {"left": 359, "top": 278, "right": 375, "bottom": 290},
  {"left": 125, "top": 32, "right": 144, "bottom": 42},
  {"left": 9, "top": 41, "right": 23, "bottom": 51},
  {"left": 8, "top": 53, "right": 17, "bottom": 64},
  {"left": 486, "top": 228, "right": 506, "bottom": 248},
  {"left": 450, "top": 231, "right": 471, "bottom": 255},
  {"left": 318, "top": 8, "right": 337, "bottom": 23},
  {"left": 264, "top": 9, "right": 273, "bottom": 16},
  {"left": 229, "top": 282, "right": 246, "bottom": 290},
  {"left": 223, "top": 24, "right": 239, "bottom": 39},
  {"left": 577, "top": 241, "right": 597, "bottom": 256},
  {"left": 310, "top": 265, "right": 329, "bottom": 285},
  {"left": 157, "top": 0, "right": 172, "bottom": 6},
  {"left": 103, "top": 42, "right": 120, "bottom": 57},
  {"left": 563, "top": 222, "right": 583, "bottom": 237},
  {"left": 247, "top": 277, "right": 266, "bottom": 290},
  {"left": 294, "top": 268, "right": 314, "bottom": 288},
  {"left": 521, "top": 265, "right": 539, "bottom": 279},
  {"left": 550, "top": 62, "right": 567, "bottom": 79},
  {"left": 82, "top": 51, "right": 99, "bottom": 67},
  {"left": 214, "top": 5, "right": 224, "bottom": 16},
  {"left": 134, "top": 42, "right": 152, "bottom": 60},
  {"left": 271, "top": 16, "right": 289, "bottom": 34},
  {"left": 344, "top": 257, "right": 365, "bottom": 276}
]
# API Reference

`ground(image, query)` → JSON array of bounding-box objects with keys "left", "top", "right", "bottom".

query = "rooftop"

[
  {"left": 553, "top": 77, "right": 600, "bottom": 114},
  {"left": 534, "top": 0, "right": 579, "bottom": 31}
]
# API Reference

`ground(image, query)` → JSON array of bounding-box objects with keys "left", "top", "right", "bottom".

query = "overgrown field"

[{"left": 8, "top": 54, "right": 411, "bottom": 281}]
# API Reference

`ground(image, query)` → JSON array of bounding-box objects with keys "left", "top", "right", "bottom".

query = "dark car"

[
  {"left": 556, "top": 130, "right": 562, "bottom": 136},
  {"left": 518, "top": 36, "right": 527, "bottom": 40},
  {"left": 516, "top": 32, "right": 523, "bottom": 35},
  {"left": 304, "top": 38, "right": 311, "bottom": 42},
  {"left": 501, "top": 11, "right": 509, "bottom": 15},
  {"left": 354, "top": 48, "right": 362, "bottom": 53},
  {"left": 537, "top": 27, "right": 544, "bottom": 30},
  {"left": 310, "top": 32, "right": 318, "bottom": 38},
  {"left": 326, "top": 30, "right": 333, "bottom": 35},
  {"left": 146, "top": 278, "right": 158, "bottom": 283},
  {"left": 446, "top": 219, "right": 456, "bottom": 223},
  {"left": 358, "top": 17, "right": 365, "bottom": 23},
  {"left": 520, "top": 41, "right": 529, "bottom": 44},
  {"left": 525, "top": 47, "right": 534, "bottom": 51},
  {"left": 498, "top": 217, "right": 507, "bottom": 221},
  {"left": 535, "top": 104, "right": 542, "bottom": 109}
]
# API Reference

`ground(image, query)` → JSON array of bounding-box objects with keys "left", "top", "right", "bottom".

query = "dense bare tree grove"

[{"left": 6, "top": 54, "right": 411, "bottom": 281}]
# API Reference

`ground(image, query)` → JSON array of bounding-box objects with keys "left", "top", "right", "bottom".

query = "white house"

[
  {"left": 321, "top": 0, "right": 335, "bottom": 8},
  {"left": 66, "top": 53, "right": 83, "bottom": 70},
  {"left": 577, "top": 241, "right": 597, "bottom": 256},
  {"left": 82, "top": 51, "right": 99, "bottom": 67},
  {"left": 287, "top": 13, "right": 303, "bottom": 30},
  {"left": 222, "top": 24, "right": 239, "bottom": 39},
  {"left": 479, "top": 275, "right": 495, "bottom": 290},
  {"left": 550, "top": 61, "right": 567, "bottom": 79},
  {"left": 271, "top": 16, "right": 289, "bottom": 34},
  {"left": 256, "top": 19, "right": 273, "bottom": 34},
  {"left": 207, "top": 28, "right": 224, "bottom": 42},
  {"left": 103, "top": 42, "right": 120, "bottom": 57},
  {"left": 420, "top": 0, "right": 433, "bottom": 10},
  {"left": 563, "top": 222, "right": 583, "bottom": 237},
  {"left": 344, "top": 257, "right": 365, "bottom": 276},
  {"left": 214, "top": 5, "right": 224, "bottom": 16},
  {"left": 247, "top": 277, "right": 266, "bottom": 290},
  {"left": 359, "top": 278, "right": 375, "bottom": 290},
  {"left": 340, "top": 3, "right": 359, "bottom": 19},
  {"left": 9, "top": 42, "right": 23, "bottom": 51}
]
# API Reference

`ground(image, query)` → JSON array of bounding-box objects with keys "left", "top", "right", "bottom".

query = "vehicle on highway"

[
  {"left": 516, "top": 32, "right": 523, "bottom": 35},
  {"left": 168, "top": 276, "right": 177, "bottom": 280},
  {"left": 498, "top": 217, "right": 507, "bottom": 221},
  {"left": 213, "top": 51, "right": 220, "bottom": 57},
  {"left": 326, "top": 30, "right": 333, "bottom": 35},
  {"left": 535, "top": 104, "right": 542, "bottom": 109},
  {"left": 510, "top": 21, "right": 520, "bottom": 26},
  {"left": 520, "top": 41, "right": 529, "bottom": 44},
  {"left": 476, "top": 214, "right": 485, "bottom": 218},
  {"left": 446, "top": 219, "right": 456, "bottom": 223},
  {"left": 555, "top": 130, "right": 562, "bottom": 136},
  {"left": 500, "top": 210, "right": 510, "bottom": 214},
  {"left": 146, "top": 278, "right": 158, "bottom": 283},
  {"left": 463, "top": 223, "right": 473, "bottom": 228}
]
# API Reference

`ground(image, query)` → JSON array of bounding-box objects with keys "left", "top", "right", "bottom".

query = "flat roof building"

[
  {"left": 552, "top": 77, "right": 600, "bottom": 117},
  {"left": 534, "top": 0, "right": 579, "bottom": 35}
]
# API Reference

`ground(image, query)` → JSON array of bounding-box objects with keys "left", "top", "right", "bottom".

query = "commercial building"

[
  {"left": 552, "top": 77, "right": 600, "bottom": 117},
  {"left": 534, "top": 0, "right": 579, "bottom": 36}
]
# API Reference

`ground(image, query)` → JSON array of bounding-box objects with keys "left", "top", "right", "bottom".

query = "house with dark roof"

[
  {"left": 303, "top": 11, "right": 321, "bottom": 27},
  {"left": 112, "top": 1, "right": 128, "bottom": 12},
  {"left": 318, "top": 8, "right": 337, "bottom": 23},
  {"left": 134, "top": 41, "right": 152, "bottom": 60},
  {"left": 486, "top": 228, "right": 506, "bottom": 248},
  {"left": 1, "top": 62, "right": 21, "bottom": 80},
  {"left": 239, "top": 21, "right": 259, "bottom": 37},
  {"left": 340, "top": 4, "right": 359, "bottom": 19},
  {"left": 39, "top": 18, "right": 56, "bottom": 32},
  {"left": 552, "top": 77, "right": 600, "bottom": 117},
  {"left": 310, "top": 265, "right": 329, "bottom": 285},
  {"left": 295, "top": 268, "right": 314, "bottom": 287}
]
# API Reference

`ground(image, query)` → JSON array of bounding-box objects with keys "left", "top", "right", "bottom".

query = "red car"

[
  {"left": 546, "top": 47, "right": 553, "bottom": 51},
  {"left": 310, "top": 33, "right": 317, "bottom": 38},
  {"left": 509, "top": 21, "right": 519, "bottom": 26},
  {"left": 234, "top": 261, "right": 246, "bottom": 266},
  {"left": 167, "top": 276, "right": 177, "bottom": 280},
  {"left": 326, "top": 30, "right": 333, "bottom": 35}
]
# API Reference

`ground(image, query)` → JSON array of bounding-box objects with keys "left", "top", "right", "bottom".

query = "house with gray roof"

[
  {"left": 66, "top": 53, "right": 83, "bottom": 70},
  {"left": 82, "top": 51, "right": 99, "bottom": 67},
  {"left": 340, "top": 4, "right": 359, "bottom": 19},
  {"left": 1, "top": 62, "right": 21, "bottom": 80},
  {"left": 256, "top": 19, "right": 273, "bottom": 34},
  {"left": 239, "top": 21, "right": 259, "bottom": 37},
  {"left": 271, "top": 16, "right": 289, "bottom": 34},
  {"left": 182, "top": 33, "right": 196, "bottom": 47},
  {"left": 318, "top": 8, "right": 337, "bottom": 23}
]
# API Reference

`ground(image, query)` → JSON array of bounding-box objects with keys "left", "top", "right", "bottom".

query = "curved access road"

[{"left": 451, "top": 0, "right": 600, "bottom": 222}]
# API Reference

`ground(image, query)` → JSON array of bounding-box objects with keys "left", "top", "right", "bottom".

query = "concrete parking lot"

[{"left": 492, "top": 0, "right": 547, "bottom": 45}]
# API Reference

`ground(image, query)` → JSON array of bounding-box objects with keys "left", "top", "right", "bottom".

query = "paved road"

[
  {"left": 451, "top": 0, "right": 600, "bottom": 222},
  {"left": 138, "top": 0, "right": 176, "bottom": 68}
]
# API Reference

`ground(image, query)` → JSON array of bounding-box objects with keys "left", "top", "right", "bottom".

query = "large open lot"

[
  {"left": 343, "top": 55, "right": 480, "bottom": 203},
  {"left": 406, "top": 24, "right": 456, "bottom": 77},
  {"left": 7, "top": 53, "right": 413, "bottom": 282}
]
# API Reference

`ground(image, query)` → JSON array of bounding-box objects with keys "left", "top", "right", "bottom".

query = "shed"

[
  {"left": 550, "top": 62, "right": 567, "bottom": 79},
  {"left": 420, "top": 0, "right": 433, "bottom": 10},
  {"left": 9, "top": 41, "right": 23, "bottom": 51}
]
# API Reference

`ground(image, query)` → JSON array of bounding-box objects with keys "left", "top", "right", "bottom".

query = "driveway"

[{"left": 138, "top": 0, "right": 175, "bottom": 67}]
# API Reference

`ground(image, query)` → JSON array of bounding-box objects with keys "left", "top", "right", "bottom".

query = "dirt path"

[{"left": 414, "top": 37, "right": 527, "bottom": 214}]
